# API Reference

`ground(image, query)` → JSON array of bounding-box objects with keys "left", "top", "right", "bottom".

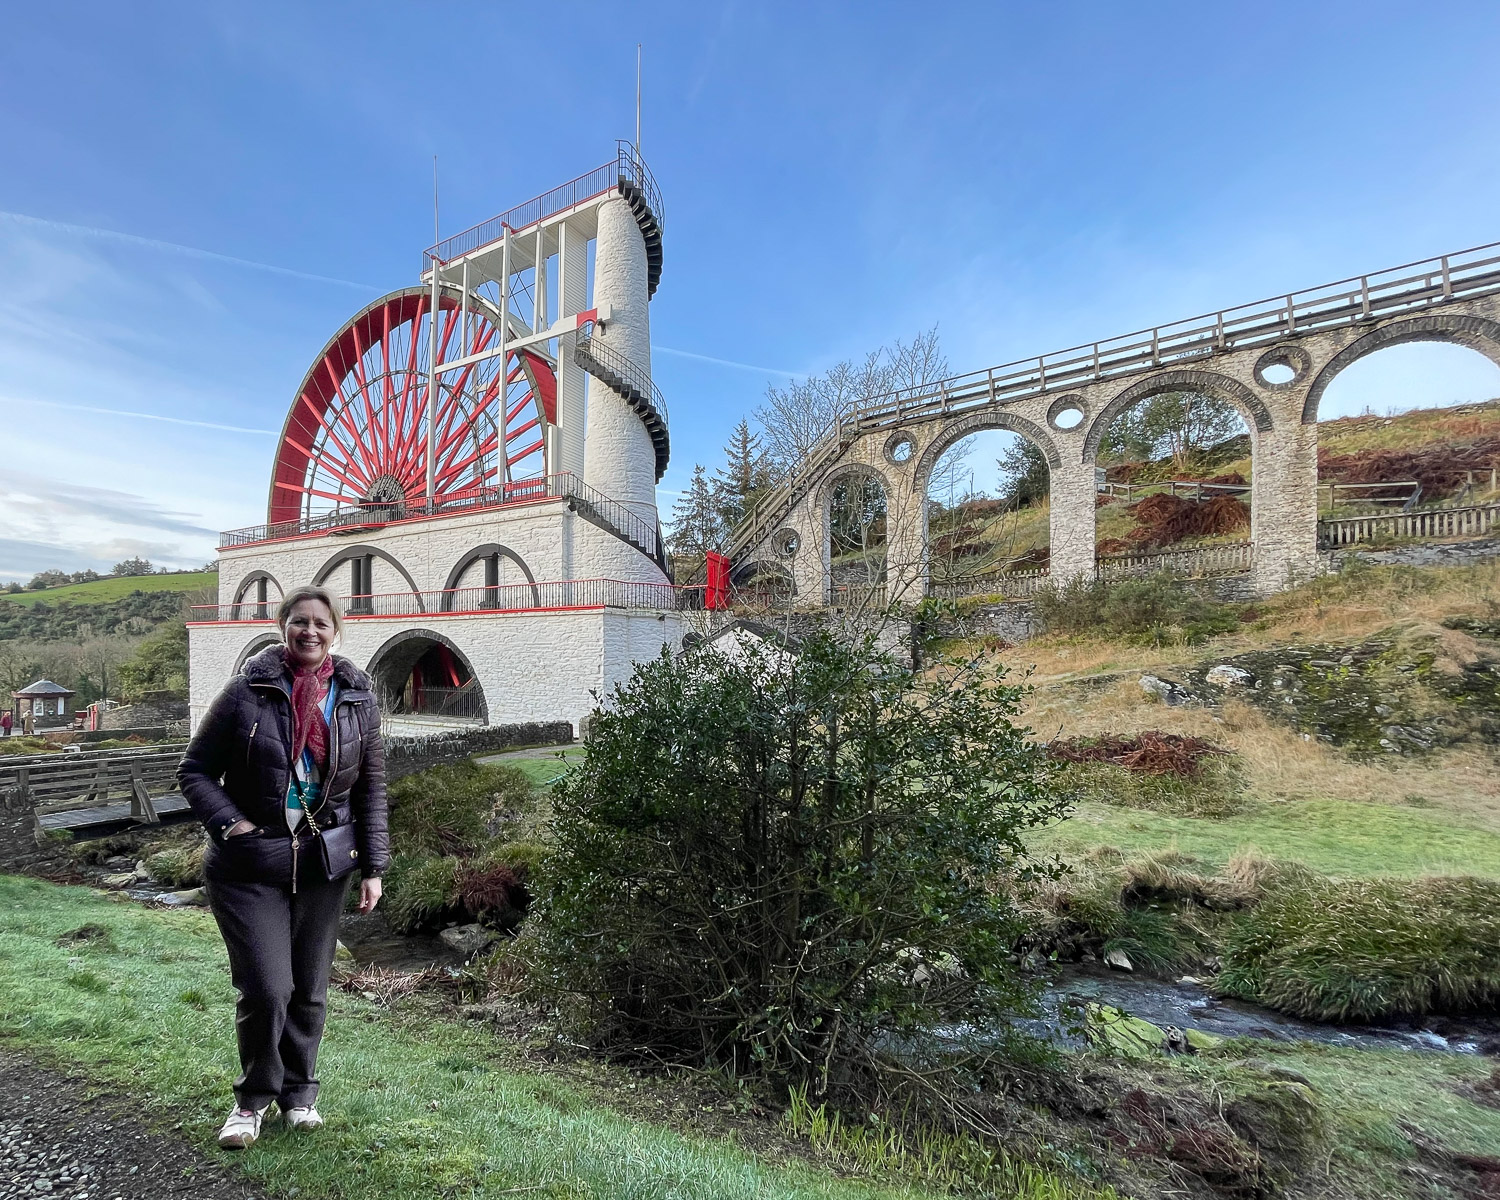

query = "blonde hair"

[{"left": 276, "top": 585, "right": 345, "bottom": 639}]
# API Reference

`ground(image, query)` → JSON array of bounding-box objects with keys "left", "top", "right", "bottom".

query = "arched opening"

[
  {"left": 234, "top": 633, "right": 283, "bottom": 674},
  {"left": 1312, "top": 341, "right": 1500, "bottom": 516},
  {"left": 923, "top": 429, "right": 1052, "bottom": 595},
  {"left": 728, "top": 558, "right": 795, "bottom": 610},
  {"left": 230, "top": 571, "right": 283, "bottom": 620},
  {"left": 366, "top": 630, "right": 487, "bottom": 725},
  {"left": 312, "top": 545, "right": 424, "bottom": 615},
  {"left": 823, "top": 466, "right": 888, "bottom": 606},
  {"left": 1090, "top": 385, "right": 1254, "bottom": 570},
  {"left": 441, "top": 544, "right": 538, "bottom": 611}
]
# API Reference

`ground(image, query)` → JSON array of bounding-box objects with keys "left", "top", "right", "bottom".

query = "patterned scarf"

[{"left": 285, "top": 648, "right": 335, "bottom": 769}]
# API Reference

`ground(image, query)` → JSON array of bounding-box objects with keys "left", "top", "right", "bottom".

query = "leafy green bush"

[
  {"left": 1216, "top": 874, "right": 1500, "bottom": 1021},
  {"left": 536, "top": 631, "right": 1068, "bottom": 1087},
  {"left": 1033, "top": 573, "right": 1239, "bottom": 644},
  {"left": 382, "top": 855, "right": 461, "bottom": 934},
  {"left": 386, "top": 761, "right": 536, "bottom": 858}
]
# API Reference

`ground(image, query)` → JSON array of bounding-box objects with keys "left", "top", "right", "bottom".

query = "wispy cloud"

[
  {"left": 0, "top": 466, "right": 216, "bottom": 539},
  {"left": 652, "top": 344, "right": 799, "bottom": 377},
  {"left": 0, "top": 211, "right": 379, "bottom": 292},
  {"left": 6, "top": 395, "right": 277, "bottom": 436}
]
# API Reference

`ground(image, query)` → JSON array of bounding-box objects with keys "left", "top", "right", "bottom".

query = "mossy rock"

[
  {"left": 1085, "top": 1003, "right": 1167, "bottom": 1057},
  {"left": 1223, "top": 1075, "right": 1324, "bottom": 1166},
  {"left": 1190, "top": 624, "right": 1500, "bottom": 757}
]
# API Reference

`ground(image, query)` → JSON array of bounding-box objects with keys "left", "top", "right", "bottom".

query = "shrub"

[
  {"left": 387, "top": 761, "right": 536, "bottom": 858},
  {"left": 1216, "top": 873, "right": 1500, "bottom": 1021},
  {"left": 1033, "top": 573, "right": 1239, "bottom": 644},
  {"left": 383, "top": 855, "right": 461, "bottom": 934},
  {"left": 145, "top": 843, "right": 204, "bottom": 887},
  {"left": 454, "top": 861, "right": 530, "bottom": 934},
  {"left": 535, "top": 631, "right": 1068, "bottom": 1088}
]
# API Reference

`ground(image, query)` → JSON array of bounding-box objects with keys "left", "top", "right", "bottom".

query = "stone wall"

[
  {"left": 1330, "top": 536, "right": 1500, "bottom": 571},
  {"left": 0, "top": 789, "right": 66, "bottom": 874},
  {"left": 382, "top": 721, "right": 574, "bottom": 781},
  {"left": 100, "top": 698, "right": 188, "bottom": 730}
]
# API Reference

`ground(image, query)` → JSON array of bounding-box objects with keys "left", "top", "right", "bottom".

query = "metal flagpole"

[
  {"left": 426, "top": 155, "right": 440, "bottom": 506},
  {"left": 635, "top": 44, "right": 641, "bottom": 152}
]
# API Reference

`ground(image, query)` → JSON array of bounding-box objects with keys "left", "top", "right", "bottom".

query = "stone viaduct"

[{"left": 727, "top": 243, "right": 1500, "bottom": 602}]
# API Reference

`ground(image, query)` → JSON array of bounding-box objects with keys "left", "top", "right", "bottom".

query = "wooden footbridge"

[{"left": 0, "top": 744, "right": 191, "bottom": 838}]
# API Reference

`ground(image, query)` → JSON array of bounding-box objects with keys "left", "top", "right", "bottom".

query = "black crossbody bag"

[{"left": 293, "top": 779, "right": 361, "bottom": 881}]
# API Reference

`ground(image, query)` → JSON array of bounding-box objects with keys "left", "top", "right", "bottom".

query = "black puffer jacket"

[{"left": 177, "top": 646, "right": 389, "bottom": 885}]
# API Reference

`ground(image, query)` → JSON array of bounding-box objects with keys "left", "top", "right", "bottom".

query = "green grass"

[
  {"left": 501, "top": 747, "right": 587, "bottom": 789},
  {"left": 1167, "top": 1042, "right": 1500, "bottom": 1197},
  {"left": 1216, "top": 873, "right": 1500, "bottom": 1021},
  {"left": 0, "top": 571, "right": 216, "bottom": 608},
  {"left": 1044, "top": 797, "right": 1500, "bottom": 879},
  {"left": 0, "top": 874, "right": 958, "bottom": 1200}
]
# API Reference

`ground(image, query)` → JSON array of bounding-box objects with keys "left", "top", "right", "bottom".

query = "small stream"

[
  {"left": 1044, "top": 964, "right": 1500, "bottom": 1056},
  {"left": 98, "top": 865, "right": 1498, "bottom": 1057}
]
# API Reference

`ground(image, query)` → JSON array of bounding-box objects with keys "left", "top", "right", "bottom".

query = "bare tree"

[{"left": 754, "top": 326, "right": 950, "bottom": 479}]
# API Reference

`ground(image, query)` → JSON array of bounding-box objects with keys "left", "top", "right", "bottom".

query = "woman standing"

[{"left": 178, "top": 585, "right": 388, "bottom": 1149}]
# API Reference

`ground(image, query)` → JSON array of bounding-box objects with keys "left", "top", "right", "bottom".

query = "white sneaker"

[
  {"left": 283, "top": 1105, "right": 324, "bottom": 1131},
  {"left": 217, "top": 1104, "right": 268, "bottom": 1149}
]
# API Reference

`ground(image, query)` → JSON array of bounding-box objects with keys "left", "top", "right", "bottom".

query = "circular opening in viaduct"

[
  {"left": 1254, "top": 344, "right": 1311, "bottom": 390},
  {"left": 885, "top": 433, "right": 915, "bottom": 464},
  {"left": 1047, "top": 397, "right": 1086, "bottom": 431},
  {"left": 774, "top": 528, "right": 801, "bottom": 558}
]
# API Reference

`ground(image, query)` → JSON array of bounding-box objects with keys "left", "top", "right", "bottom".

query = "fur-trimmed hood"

[{"left": 241, "top": 645, "right": 373, "bottom": 692}]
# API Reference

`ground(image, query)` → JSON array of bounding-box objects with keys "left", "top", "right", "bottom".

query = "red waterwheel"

[{"left": 268, "top": 287, "right": 557, "bottom": 525}]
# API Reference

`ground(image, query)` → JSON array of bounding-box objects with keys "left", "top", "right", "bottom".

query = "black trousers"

[{"left": 205, "top": 867, "right": 351, "bottom": 1111}]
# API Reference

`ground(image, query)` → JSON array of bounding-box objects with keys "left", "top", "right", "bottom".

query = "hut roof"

[{"left": 12, "top": 679, "right": 75, "bottom": 698}]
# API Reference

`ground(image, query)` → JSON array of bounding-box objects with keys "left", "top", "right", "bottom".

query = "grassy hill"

[{"left": 0, "top": 571, "right": 216, "bottom": 609}]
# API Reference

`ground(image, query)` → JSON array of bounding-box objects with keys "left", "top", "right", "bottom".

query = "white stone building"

[{"left": 188, "top": 144, "right": 695, "bottom": 735}]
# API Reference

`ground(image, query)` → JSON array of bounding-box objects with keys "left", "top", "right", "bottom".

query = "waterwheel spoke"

[{"left": 270, "top": 289, "right": 554, "bottom": 523}]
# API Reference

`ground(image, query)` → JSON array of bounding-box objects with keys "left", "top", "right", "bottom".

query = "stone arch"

[
  {"left": 911, "top": 410, "right": 1060, "bottom": 493},
  {"left": 312, "top": 544, "right": 424, "bottom": 612},
  {"left": 440, "top": 543, "right": 538, "bottom": 610},
  {"left": 728, "top": 558, "right": 796, "bottom": 594},
  {"left": 365, "top": 627, "right": 488, "bottom": 723},
  {"left": 234, "top": 632, "right": 283, "bottom": 674},
  {"left": 228, "top": 570, "right": 283, "bottom": 620},
  {"left": 814, "top": 461, "right": 893, "bottom": 517},
  {"left": 1083, "top": 369, "right": 1273, "bottom": 463},
  {"left": 1302, "top": 313, "right": 1500, "bottom": 423}
]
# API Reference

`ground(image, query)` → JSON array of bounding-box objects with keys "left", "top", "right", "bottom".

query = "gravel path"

[{"left": 0, "top": 1052, "right": 267, "bottom": 1200}]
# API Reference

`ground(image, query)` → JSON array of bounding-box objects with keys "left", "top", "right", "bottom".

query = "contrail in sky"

[
  {"left": 653, "top": 344, "right": 800, "bottom": 377},
  {"left": 0, "top": 211, "right": 379, "bottom": 291},
  {"left": 11, "top": 395, "right": 277, "bottom": 435}
]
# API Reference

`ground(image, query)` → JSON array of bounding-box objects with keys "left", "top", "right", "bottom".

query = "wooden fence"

[{"left": 1317, "top": 503, "right": 1500, "bottom": 548}]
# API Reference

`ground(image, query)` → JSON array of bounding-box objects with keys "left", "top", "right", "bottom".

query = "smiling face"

[{"left": 282, "top": 597, "right": 337, "bottom": 669}]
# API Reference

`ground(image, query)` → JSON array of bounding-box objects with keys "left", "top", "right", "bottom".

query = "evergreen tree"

[
  {"left": 713, "top": 419, "right": 771, "bottom": 527},
  {"left": 668, "top": 465, "right": 728, "bottom": 568}
]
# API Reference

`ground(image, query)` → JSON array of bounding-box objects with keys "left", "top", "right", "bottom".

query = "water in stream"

[{"left": 1047, "top": 964, "right": 1500, "bottom": 1056}]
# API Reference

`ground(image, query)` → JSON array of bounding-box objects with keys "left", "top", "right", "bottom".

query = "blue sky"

[{"left": 2, "top": 1, "right": 1499, "bottom": 581}]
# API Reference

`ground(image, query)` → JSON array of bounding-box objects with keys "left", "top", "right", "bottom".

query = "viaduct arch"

[{"left": 727, "top": 242, "right": 1500, "bottom": 601}]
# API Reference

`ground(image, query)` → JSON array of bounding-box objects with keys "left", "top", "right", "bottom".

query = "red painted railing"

[{"left": 192, "top": 577, "right": 706, "bottom": 623}]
